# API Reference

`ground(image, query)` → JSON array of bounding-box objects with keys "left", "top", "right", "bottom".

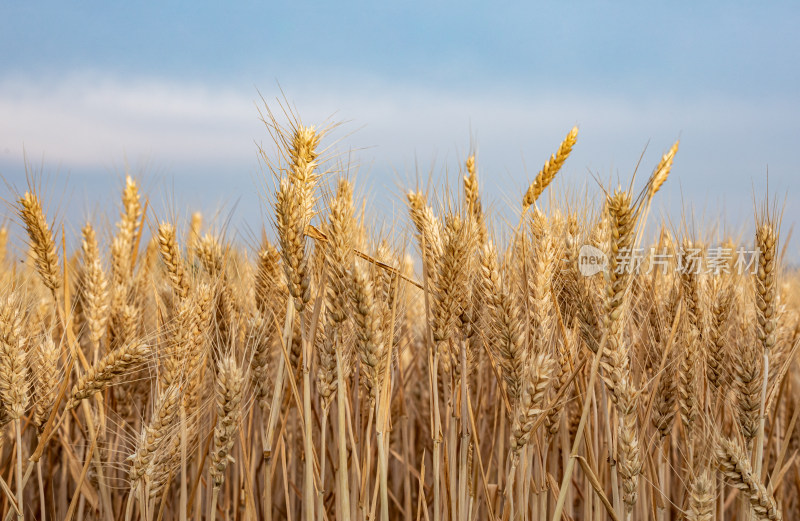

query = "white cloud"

[
  {"left": 0, "top": 74, "right": 259, "bottom": 167},
  {"left": 1, "top": 72, "right": 797, "bottom": 250},
  {"left": 0, "top": 73, "right": 792, "bottom": 171}
]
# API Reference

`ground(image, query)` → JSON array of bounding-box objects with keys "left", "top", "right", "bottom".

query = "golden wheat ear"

[
  {"left": 509, "top": 352, "right": 555, "bottom": 453},
  {"left": 211, "top": 354, "right": 244, "bottom": 489},
  {"left": 318, "top": 178, "right": 356, "bottom": 411},
  {"left": 463, "top": 154, "right": 488, "bottom": 246},
  {"left": 407, "top": 189, "right": 443, "bottom": 283},
  {"left": 647, "top": 140, "right": 679, "bottom": 201},
  {"left": 0, "top": 227, "right": 8, "bottom": 268},
  {"left": 17, "top": 191, "right": 62, "bottom": 295},
  {"left": 351, "top": 259, "right": 386, "bottom": 404},
  {"left": 0, "top": 295, "right": 29, "bottom": 420},
  {"left": 128, "top": 384, "right": 180, "bottom": 484},
  {"left": 67, "top": 342, "right": 149, "bottom": 409},
  {"left": 276, "top": 179, "right": 311, "bottom": 310},
  {"left": 81, "top": 222, "right": 110, "bottom": 348},
  {"left": 686, "top": 469, "right": 714, "bottom": 521},
  {"left": 755, "top": 218, "right": 778, "bottom": 355},
  {"left": 31, "top": 334, "right": 60, "bottom": 432},
  {"left": 716, "top": 436, "right": 783, "bottom": 521},
  {"left": 522, "top": 126, "right": 578, "bottom": 209},
  {"left": 157, "top": 222, "right": 190, "bottom": 300}
]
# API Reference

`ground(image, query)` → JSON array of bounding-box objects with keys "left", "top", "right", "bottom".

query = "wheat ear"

[
  {"left": 187, "top": 211, "right": 203, "bottom": 260},
  {"left": 0, "top": 296, "right": 29, "bottom": 420},
  {"left": 0, "top": 227, "right": 7, "bottom": 268},
  {"left": 509, "top": 352, "right": 555, "bottom": 453},
  {"left": 482, "top": 243, "right": 526, "bottom": 407},
  {"left": 276, "top": 179, "right": 311, "bottom": 310},
  {"left": 522, "top": 126, "right": 578, "bottom": 208},
  {"left": 648, "top": 141, "right": 679, "bottom": 201},
  {"left": 1, "top": 297, "right": 28, "bottom": 521},
  {"left": 211, "top": 356, "right": 245, "bottom": 463},
  {"left": 247, "top": 312, "right": 273, "bottom": 412},
  {"left": 407, "top": 190, "right": 443, "bottom": 279},
  {"left": 288, "top": 125, "right": 321, "bottom": 222},
  {"left": 129, "top": 385, "right": 180, "bottom": 484},
  {"left": 31, "top": 335, "right": 59, "bottom": 432},
  {"left": 754, "top": 217, "right": 778, "bottom": 476},
  {"left": 678, "top": 241, "right": 702, "bottom": 441},
  {"left": 755, "top": 221, "right": 778, "bottom": 354},
  {"left": 431, "top": 215, "right": 472, "bottom": 375},
  {"left": 320, "top": 178, "right": 356, "bottom": 410},
  {"left": 707, "top": 279, "right": 733, "bottom": 393},
  {"left": 464, "top": 155, "right": 487, "bottom": 246},
  {"left": 255, "top": 239, "right": 283, "bottom": 316},
  {"left": 686, "top": 469, "right": 714, "bottom": 521},
  {"left": 716, "top": 436, "right": 782, "bottom": 521},
  {"left": 68, "top": 342, "right": 149, "bottom": 409},
  {"left": 600, "top": 189, "right": 636, "bottom": 401},
  {"left": 351, "top": 260, "right": 386, "bottom": 404},
  {"left": 210, "top": 353, "right": 244, "bottom": 518},
  {"left": 81, "top": 223, "right": 110, "bottom": 348},
  {"left": 617, "top": 380, "right": 642, "bottom": 512},
  {"left": 733, "top": 324, "right": 761, "bottom": 446},
  {"left": 18, "top": 191, "right": 62, "bottom": 295},
  {"left": 157, "top": 222, "right": 190, "bottom": 300}
]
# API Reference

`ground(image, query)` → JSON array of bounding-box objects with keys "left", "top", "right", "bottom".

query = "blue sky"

[{"left": 1, "top": 2, "right": 798, "bottom": 252}]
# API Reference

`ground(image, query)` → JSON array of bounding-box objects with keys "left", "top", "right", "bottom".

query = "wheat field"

[{"left": 0, "top": 104, "right": 796, "bottom": 521}]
